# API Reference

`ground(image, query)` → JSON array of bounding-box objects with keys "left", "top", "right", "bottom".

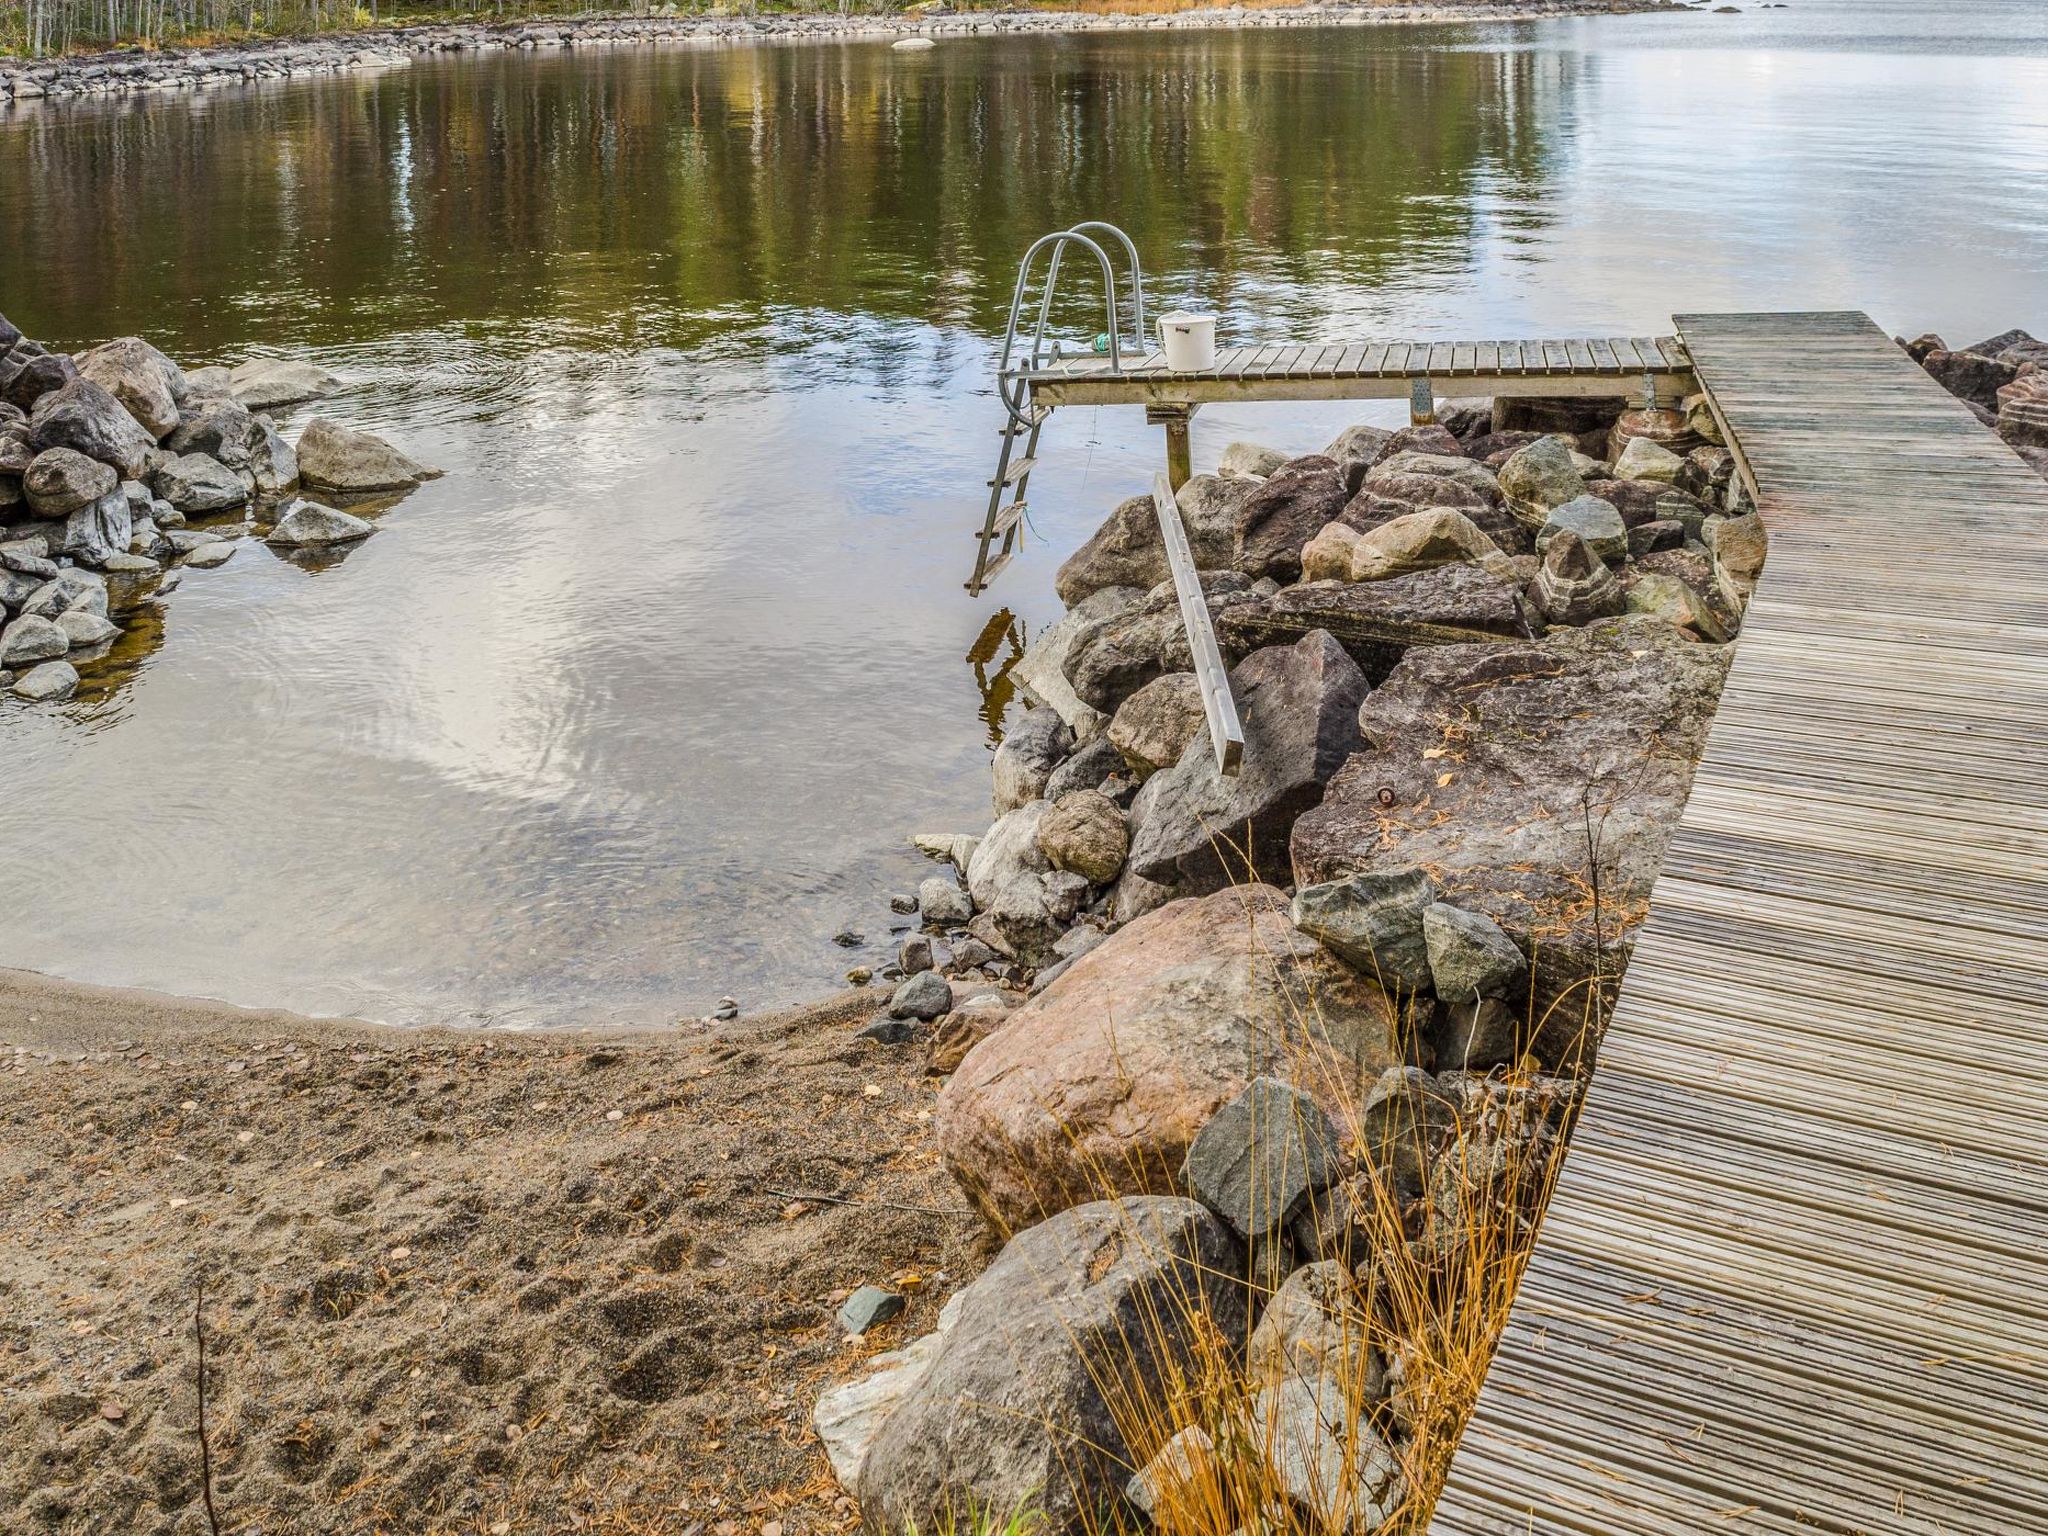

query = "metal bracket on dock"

[
  {"left": 1409, "top": 377, "right": 1436, "bottom": 425},
  {"left": 1152, "top": 472, "right": 1243, "bottom": 777}
]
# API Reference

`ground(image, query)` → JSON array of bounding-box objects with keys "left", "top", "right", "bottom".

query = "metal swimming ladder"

[{"left": 965, "top": 221, "right": 1147, "bottom": 595}]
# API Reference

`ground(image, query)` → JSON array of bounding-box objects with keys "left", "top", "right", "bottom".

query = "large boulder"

[
  {"left": 266, "top": 502, "right": 374, "bottom": 547},
  {"left": 1011, "top": 584, "right": 1146, "bottom": 738},
  {"left": 1347, "top": 508, "right": 1505, "bottom": 582},
  {"left": 28, "top": 378, "right": 158, "bottom": 479},
  {"left": 248, "top": 414, "right": 300, "bottom": 496},
  {"left": 229, "top": 357, "right": 341, "bottom": 411},
  {"left": 1218, "top": 569, "right": 1534, "bottom": 683},
  {"left": 76, "top": 337, "right": 185, "bottom": 440},
  {"left": 1233, "top": 455, "right": 1351, "bottom": 582},
  {"left": 1323, "top": 422, "right": 1395, "bottom": 494},
  {"left": 937, "top": 885, "right": 1401, "bottom": 1231},
  {"left": 1126, "top": 631, "right": 1368, "bottom": 894},
  {"left": 1062, "top": 570, "right": 1259, "bottom": 714},
  {"left": 1996, "top": 369, "right": 2048, "bottom": 450},
  {"left": 1539, "top": 494, "right": 1628, "bottom": 565},
  {"left": 151, "top": 453, "right": 248, "bottom": 515},
  {"left": 1036, "top": 789, "right": 1129, "bottom": 886},
  {"left": 1357, "top": 452, "right": 1499, "bottom": 517},
  {"left": 63, "top": 489, "right": 134, "bottom": 569},
  {"left": 166, "top": 393, "right": 256, "bottom": 467},
  {"left": 1291, "top": 618, "right": 1729, "bottom": 1057},
  {"left": 296, "top": 417, "right": 433, "bottom": 493},
  {"left": 22, "top": 447, "right": 116, "bottom": 518},
  {"left": 1922, "top": 347, "right": 2019, "bottom": 412},
  {"left": 991, "top": 707, "right": 1072, "bottom": 816},
  {"left": 1496, "top": 435, "right": 1588, "bottom": 529},
  {"left": 1530, "top": 528, "right": 1623, "bottom": 626},
  {"left": 1053, "top": 477, "right": 1251, "bottom": 606},
  {"left": 0, "top": 338, "right": 80, "bottom": 413},
  {"left": 856, "top": 1197, "right": 1248, "bottom": 1535},
  {"left": 1107, "top": 671, "right": 1207, "bottom": 777},
  {"left": 0, "top": 613, "right": 69, "bottom": 667}
]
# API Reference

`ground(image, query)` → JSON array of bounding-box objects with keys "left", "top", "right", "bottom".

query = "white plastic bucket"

[{"left": 1158, "top": 311, "right": 1218, "bottom": 373}]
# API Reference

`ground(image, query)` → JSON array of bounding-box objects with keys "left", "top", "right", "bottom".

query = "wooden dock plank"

[{"left": 1430, "top": 310, "right": 2048, "bottom": 1536}]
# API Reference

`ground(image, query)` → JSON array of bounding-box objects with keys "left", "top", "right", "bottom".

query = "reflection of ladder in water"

[{"left": 966, "top": 221, "right": 1147, "bottom": 595}]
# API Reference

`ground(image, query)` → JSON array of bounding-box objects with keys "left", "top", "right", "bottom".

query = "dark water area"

[{"left": 2, "top": 0, "right": 2045, "bottom": 1025}]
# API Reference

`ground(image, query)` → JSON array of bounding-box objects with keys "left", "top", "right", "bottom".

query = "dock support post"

[{"left": 1148, "top": 403, "right": 1198, "bottom": 490}]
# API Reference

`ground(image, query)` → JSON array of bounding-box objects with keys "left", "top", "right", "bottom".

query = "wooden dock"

[{"left": 1429, "top": 310, "right": 2048, "bottom": 1534}]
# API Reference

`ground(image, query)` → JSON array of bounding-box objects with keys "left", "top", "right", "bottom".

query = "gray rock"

[
  {"left": 1053, "top": 477, "right": 1252, "bottom": 607},
  {"left": 898, "top": 933, "right": 935, "bottom": 976},
  {"left": 1124, "top": 1426, "right": 1216, "bottom": 1520},
  {"left": 22, "top": 447, "right": 116, "bottom": 517},
  {"left": 266, "top": 501, "right": 374, "bottom": 547},
  {"left": 1423, "top": 902, "right": 1527, "bottom": 1003},
  {"left": 1107, "top": 671, "right": 1207, "bottom": 778},
  {"left": 1218, "top": 567, "right": 1533, "bottom": 684},
  {"left": 1182, "top": 1076, "right": 1338, "bottom": 1244},
  {"left": 0, "top": 614, "right": 70, "bottom": 667},
  {"left": 1531, "top": 528, "right": 1623, "bottom": 626},
  {"left": 1247, "top": 1259, "right": 1382, "bottom": 1395},
  {"left": 1042, "top": 735, "right": 1123, "bottom": 801},
  {"left": 991, "top": 707, "right": 1072, "bottom": 816},
  {"left": 247, "top": 414, "right": 300, "bottom": 496},
  {"left": 55, "top": 609, "right": 119, "bottom": 648},
  {"left": 1921, "top": 347, "right": 2018, "bottom": 411},
  {"left": 182, "top": 540, "right": 238, "bottom": 570},
  {"left": 1218, "top": 440, "right": 1289, "bottom": 478},
  {"left": 76, "top": 337, "right": 186, "bottom": 440},
  {"left": 296, "top": 416, "right": 433, "bottom": 493},
  {"left": 23, "top": 569, "right": 107, "bottom": 621},
  {"left": 1062, "top": 569, "right": 1259, "bottom": 714},
  {"left": 150, "top": 496, "right": 186, "bottom": 530},
  {"left": 856, "top": 1014, "right": 912, "bottom": 1044},
  {"left": 1036, "top": 789, "right": 1128, "bottom": 886},
  {"left": 889, "top": 970, "right": 953, "bottom": 1021},
  {"left": 0, "top": 540, "right": 57, "bottom": 579},
  {"left": 228, "top": 357, "right": 341, "bottom": 411},
  {"left": 0, "top": 340, "right": 79, "bottom": 415},
  {"left": 1626, "top": 570, "right": 1731, "bottom": 641},
  {"left": 857, "top": 1197, "right": 1246, "bottom": 1535},
  {"left": 1626, "top": 518, "right": 1686, "bottom": 558},
  {"left": 8, "top": 659, "right": 79, "bottom": 701},
  {"left": 182, "top": 364, "right": 234, "bottom": 398},
  {"left": 1539, "top": 494, "right": 1628, "bottom": 565},
  {"left": 813, "top": 1294, "right": 965, "bottom": 1493},
  {"left": 1291, "top": 619, "right": 1728, "bottom": 1056},
  {"left": 1011, "top": 584, "right": 1146, "bottom": 738},
  {"left": 1250, "top": 1373, "right": 1403, "bottom": 1531},
  {"left": 1126, "top": 630, "right": 1367, "bottom": 894},
  {"left": 1359, "top": 1065, "right": 1460, "bottom": 1196},
  {"left": 152, "top": 453, "right": 248, "bottom": 514},
  {"left": 1497, "top": 435, "right": 1588, "bottom": 529},
  {"left": 1289, "top": 866, "right": 1437, "bottom": 992},
  {"left": 166, "top": 393, "right": 256, "bottom": 467},
  {"left": 28, "top": 378, "right": 158, "bottom": 480},
  {"left": 1438, "top": 995, "right": 1519, "bottom": 1070},
  {"left": 839, "top": 1285, "right": 906, "bottom": 1337},
  {"left": 1613, "top": 435, "right": 1685, "bottom": 483},
  {"left": 1707, "top": 509, "right": 1767, "bottom": 595},
  {"left": 63, "top": 488, "right": 133, "bottom": 568},
  {"left": 917, "top": 875, "right": 972, "bottom": 927},
  {"left": 1323, "top": 422, "right": 1395, "bottom": 494},
  {"left": 100, "top": 553, "right": 159, "bottom": 574},
  {"left": 912, "top": 832, "right": 979, "bottom": 872}
]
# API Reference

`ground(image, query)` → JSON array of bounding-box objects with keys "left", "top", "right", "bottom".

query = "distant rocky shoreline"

[{"left": 0, "top": 0, "right": 1679, "bottom": 105}]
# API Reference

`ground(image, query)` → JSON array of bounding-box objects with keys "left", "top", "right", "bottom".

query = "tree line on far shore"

[{"left": 1, "top": 0, "right": 925, "bottom": 59}]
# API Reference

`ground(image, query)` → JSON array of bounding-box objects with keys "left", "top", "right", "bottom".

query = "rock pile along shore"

[
  {"left": 0, "top": 1, "right": 1676, "bottom": 105},
  {"left": 0, "top": 313, "right": 437, "bottom": 704},
  {"left": 813, "top": 327, "right": 2048, "bottom": 1530}
]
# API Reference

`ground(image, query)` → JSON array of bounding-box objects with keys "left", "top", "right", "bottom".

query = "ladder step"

[
  {"left": 971, "top": 549, "right": 1014, "bottom": 591},
  {"left": 989, "top": 456, "right": 1037, "bottom": 488},
  {"left": 999, "top": 407, "right": 1051, "bottom": 434},
  {"left": 986, "top": 502, "right": 1027, "bottom": 540}
]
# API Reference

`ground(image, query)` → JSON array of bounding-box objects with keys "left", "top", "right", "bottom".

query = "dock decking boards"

[{"left": 1427, "top": 311, "right": 2048, "bottom": 1535}]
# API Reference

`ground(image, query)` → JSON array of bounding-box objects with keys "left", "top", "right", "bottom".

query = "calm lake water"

[{"left": 2, "top": 0, "right": 2045, "bottom": 1025}]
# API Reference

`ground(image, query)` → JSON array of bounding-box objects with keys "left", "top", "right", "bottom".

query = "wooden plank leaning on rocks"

[{"left": 1429, "top": 310, "right": 2048, "bottom": 1536}]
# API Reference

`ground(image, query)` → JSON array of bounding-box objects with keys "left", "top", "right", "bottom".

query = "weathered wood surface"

[
  {"left": 1023, "top": 336, "right": 1694, "bottom": 407},
  {"left": 1429, "top": 310, "right": 2048, "bottom": 1535}
]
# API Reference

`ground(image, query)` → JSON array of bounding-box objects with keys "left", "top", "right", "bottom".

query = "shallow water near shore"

[{"left": 2, "top": 0, "right": 2046, "bottom": 1026}]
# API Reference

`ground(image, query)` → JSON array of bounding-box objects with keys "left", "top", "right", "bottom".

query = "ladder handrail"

[{"left": 995, "top": 222, "right": 1147, "bottom": 427}]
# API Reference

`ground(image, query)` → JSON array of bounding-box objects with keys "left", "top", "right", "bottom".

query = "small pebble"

[
  {"left": 845, "top": 966, "right": 873, "bottom": 986},
  {"left": 888, "top": 893, "right": 918, "bottom": 914},
  {"left": 605, "top": 1109, "right": 624, "bottom": 1122}
]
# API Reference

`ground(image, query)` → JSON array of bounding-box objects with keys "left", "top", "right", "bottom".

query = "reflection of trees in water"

[{"left": 1, "top": 33, "right": 1575, "bottom": 357}]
